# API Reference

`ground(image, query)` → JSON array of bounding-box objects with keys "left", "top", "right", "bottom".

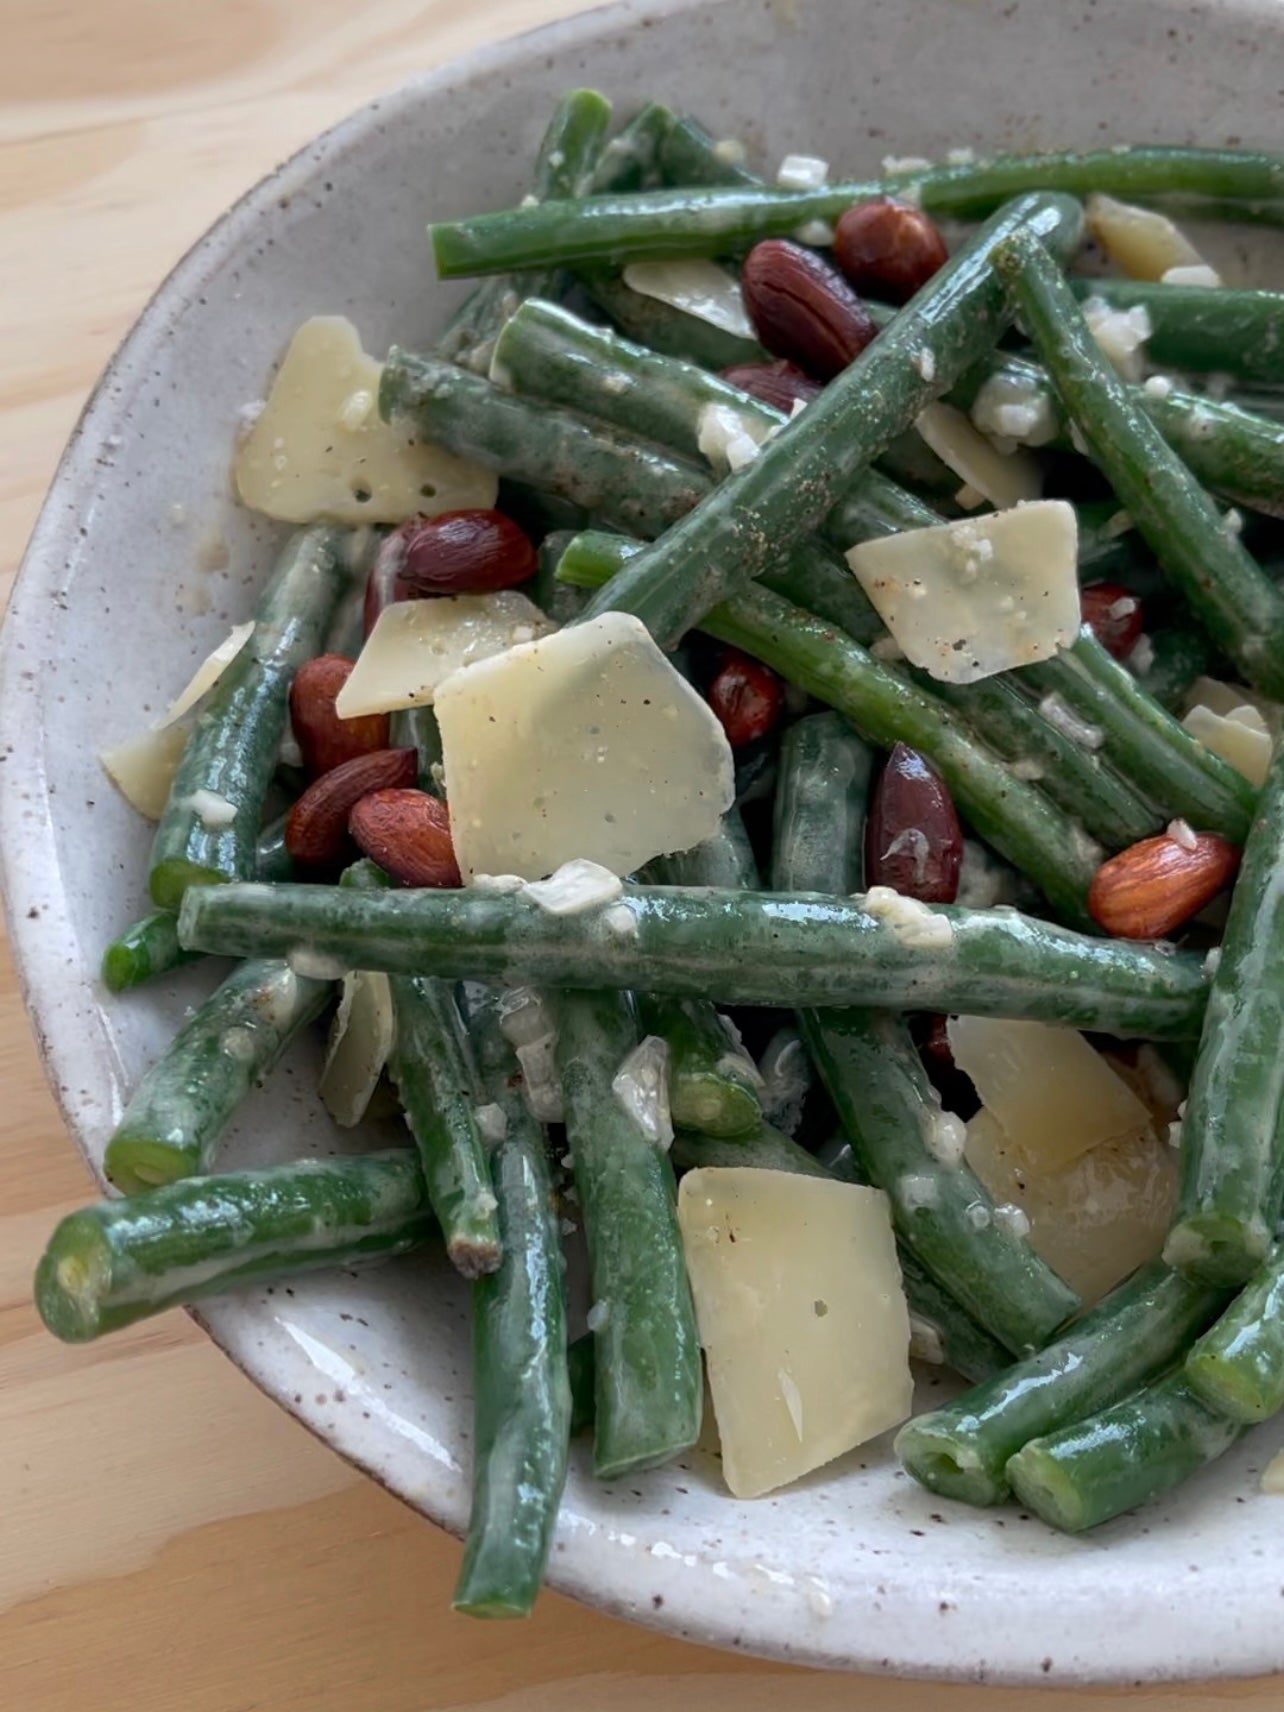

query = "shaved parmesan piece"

[
  {"left": 99, "top": 723, "right": 189, "bottom": 820},
  {"left": 697, "top": 403, "right": 770, "bottom": 474},
  {"left": 1085, "top": 194, "right": 1206, "bottom": 281},
  {"left": 1082, "top": 296, "right": 1152, "bottom": 381},
  {"left": 1183, "top": 703, "right": 1273, "bottom": 788},
  {"left": 318, "top": 970, "right": 395, "bottom": 1127},
  {"left": 434, "top": 612, "right": 734, "bottom": 881},
  {"left": 965, "top": 1107, "right": 1176, "bottom": 1306},
  {"left": 1186, "top": 675, "right": 1284, "bottom": 736},
  {"left": 162, "top": 622, "right": 255, "bottom": 725},
  {"left": 969, "top": 371, "right": 1059, "bottom": 448},
  {"left": 845, "top": 501, "right": 1079, "bottom": 685},
  {"left": 1263, "top": 1451, "right": 1284, "bottom": 1495},
  {"left": 948, "top": 1016, "right": 1153, "bottom": 1173},
  {"left": 234, "top": 316, "right": 497, "bottom": 524},
  {"left": 678, "top": 1169, "right": 911, "bottom": 1498},
  {"left": 334, "top": 591, "right": 553, "bottom": 718},
  {"left": 914, "top": 402, "right": 1042, "bottom": 510},
  {"left": 622, "top": 260, "right": 754, "bottom": 339},
  {"left": 1161, "top": 263, "right": 1224, "bottom": 287},
  {"left": 776, "top": 153, "right": 829, "bottom": 190}
]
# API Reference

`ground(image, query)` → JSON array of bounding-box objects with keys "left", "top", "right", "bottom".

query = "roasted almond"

[
  {"left": 833, "top": 198, "right": 949, "bottom": 304},
  {"left": 1089, "top": 829, "right": 1241, "bottom": 939},
  {"left": 866, "top": 742, "right": 964, "bottom": 904},
  {"left": 286, "top": 747, "right": 418, "bottom": 869},
  {"left": 719, "top": 359, "right": 823, "bottom": 415},
  {"left": 739, "top": 240, "right": 878, "bottom": 381},
  {"left": 363, "top": 509, "right": 535, "bottom": 636},
  {"left": 706, "top": 648, "right": 785, "bottom": 748},
  {"left": 349, "top": 788, "right": 462, "bottom": 888},
  {"left": 289, "top": 654, "right": 392, "bottom": 778},
  {"left": 1080, "top": 582, "right": 1145, "bottom": 661}
]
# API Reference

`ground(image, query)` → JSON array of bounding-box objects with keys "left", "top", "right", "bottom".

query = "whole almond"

[
  {"left": 349, "top": 788, "right": 462, "bottom": 888},
  {"left": 1089, "top": 830, "right": 1241, "bottom": 939},
  {"left": 866, "top": 742, "right": 964, "bottom": 904},
  {"left": 719, "top": 359, "right": 823, "bottom": 414},
  {"left": 1080, "top": 582, "right": 1145, "bottom": 661},
  {"left": 740, "top": 240, "right": 878, "bottom": 381},
  {"left": 290, "top": 654, "right": 392, "bottom": 778},
  {"left": 833, "top": 198, "right": 949, "bottom": 303},
  {"left": 286, "top": 748, "right": 418, "bottom": 869},
  {"left": 364, "top": 510, "right": 535, "bottom": 634}
]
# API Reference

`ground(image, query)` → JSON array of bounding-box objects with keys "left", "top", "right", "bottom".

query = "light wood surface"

[{"left": 1, "top": 3, "right": 1281, "bottom": 1705}]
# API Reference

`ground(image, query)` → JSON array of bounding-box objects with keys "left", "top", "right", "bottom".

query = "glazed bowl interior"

[{"left": 4, "top": 0, "right": 1284, "bottom": 1684}]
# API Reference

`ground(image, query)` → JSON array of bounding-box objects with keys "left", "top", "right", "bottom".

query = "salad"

[{"left": 35, "top": 89, "right": 1284, "bottom": 1616}]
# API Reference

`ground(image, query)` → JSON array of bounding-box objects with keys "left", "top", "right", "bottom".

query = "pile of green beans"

[{"left": 56, "top": 95, "right": 1284, "bottom": 1620}]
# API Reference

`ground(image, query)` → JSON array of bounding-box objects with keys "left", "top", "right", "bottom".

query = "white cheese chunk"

[
  {"left": 678, "top": 1169, "right": 912, "bottom": 1498},
  {"left": 1186, "top": 675, "right": 1283, "bottom": 737},
  {"left": 161, "top": 622, "right": 255, "bottom": 725},
  {"left": 611, "top": 1034, "right": 673, "bottom": 1148},
  {"left": 318, "top": 969, "right": 395, "bottom": 1127},
  {"left": 621, "top": 260, "right": 755, "bottom": 339},
  {"left": 845, "top": 501, "right": 1080, "bottom": 684},
  {"left": 99, "top": 722, "right": 189, "bottom": 820},
  {"left": 696, "top": 402, "right": 770, "bottom": 474},
  {"left": 334, "top": 591, "right": 553, "bottom": 718},
  {"left": 969, "top": 371, "right": 1059, "bottom": 448},
  {"left": 1183, "top": 702, "right": 1273, "bottom": 788},
  {"left": 914, "top": 402, "right": 1042, "bottom": 510},
  {"left": 775, "top": 153, "right": 829, "bottom": 191},
  {"left": 1082, "top": 296, "right": 1153, "bottom": 381},
  {"left": 234, "top": 316, "right": 497, "bottom": 524},
  {"left": 1085, "top": 194, "right": 1207, "bottom": 281},
  {"left": 948, "top": 1016, "right": 1153, "bottom": 1173},
  {"left": 965, "top": 1106, "right": 1176, "bottom": 1306},
  {"left": 434, "top": 612, "right": 734, "bottom": 880},
  {"left": 185, "top": 788, "right": 237, "bottom": 829}
]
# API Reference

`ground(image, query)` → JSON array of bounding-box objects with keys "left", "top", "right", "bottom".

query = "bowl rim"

[{"left": 6, "top": 0, "right": 1284, "bottom": 1683}]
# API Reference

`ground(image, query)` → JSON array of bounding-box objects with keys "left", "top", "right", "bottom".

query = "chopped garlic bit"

[
  {"left": 1082, "top": 296, "right": 1153, "bottom": 381},
  {"left": 1204, "top": 946, "right": 1223, "bottom": 978},
  {"left": 1007, "top": 758, "right": 1045, "bottom": 783},
  {"left": 713, "top": 137, "right": 747, "bottom": 166},
  {"left": 914, "top": 348, "right": 937, "bottom": 383},
  {"left": 611, "top": 1034, "right": 673, "bottom": 1148},
  {"left": 234, "top": 316, "right": 496, "bottom": 524},
  {"left": 1038, "top": 692, "right": 1106, "bottom": 751},
  {"left": 697, "top": 401, "right": 770, "bottom": 474},
  {"left": 184, "top": 788, "right": 237, "bottom": 829},
  {"left": 900, "top": 1173, "right": 940, "bottom": 1211},
  {"left": 678, "top": 1170, "right": 911, "bottom": 1498},
  {"left": 908, "top": 1315, "right": 947, "bottom": 1365},
  {"left": 861, "top": 885, "right": 954, "bottom": 949},
  {"left": 470, "top": 872, "right": 526, "bottom": 894},
  {"left": 1143, "top": 374, "right": 1175, "bottom": 399},
  {"left": 287, "top": 947, "right": 349, "bottom": 982},
  {"left": 434, "top": 612, "right": 734, "bottom": 881},
  {"left": 498, "top": 985, "right": 554, "bottom": 1048},
  {"left": 517, "top": 1035, "right": 563, "bottom": 1123},
  {"left": 474, "top": 1103, "right": 508, "bottom": 1147},
  {"left": 915, "top": 402, "right": 1042, "bottom": 510},
  {"left": 776, "top": 154, "right": 829, "bottom": 191},
  {"left": 1127, "top": 634, "right": 1156, "bottom": 676},
  {"left": 846, "top": 501, "right": 1080, "bottom": 685},
  {"left": 522, "top": 858, "right": 624, "bottom": 916},
  {"left": 992, "top": 1202, "right": 1031, "bottom": 1239},
  {"left": 1167, "top": 818, "right": 1199, "bottom": 852},
  {"left": 586, "top": 1300, "right": 611, "bottom": 1333},
  {"left": 622, "top": 259, "right": 755, "bottom": 339},
  {"left": 335, "top": 591, "right": 553, "bottom": 718},
  {"left": 969, "top": 371, "right": 1059, "bottom": 448},
  {"left": 925, "top": 1110, "right": 967, "bottom": 1168},
  {"left": 794, "top": 219, "right": 836, "bottom": 247},
  {"left": 319, "top": 969, "right": 395, "bottom": 1127},
  {"left": 882, "top": 154, "right": 933, "bottom": 175}
]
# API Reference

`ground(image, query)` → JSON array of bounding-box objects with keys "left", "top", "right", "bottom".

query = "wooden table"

[{"left": 0, "top": 2, "right": 1279, "bottom": 1705}]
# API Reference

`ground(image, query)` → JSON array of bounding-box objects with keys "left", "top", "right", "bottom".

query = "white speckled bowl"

[{"left": 4, "top": 0, "right": 1284, "bottom": 1683}]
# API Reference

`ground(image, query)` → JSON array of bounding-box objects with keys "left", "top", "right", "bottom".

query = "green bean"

[
  {"left": 1070, "top": 278, "right": 1284, "bottom": 388},
  {"left": 1164, "top": 737, "right": 1284, "bottom": 1286},
  {"left": 532, "top": 529, "right": 592, "bottom": 624},
  {"left": 35, "top": 1150, "right": 434, "bottom": 1344},
  {"left": 391, "top": 703, "right": 443, "bottom": 788},
  {"left": 148, "top": 526, "right": 352, "bottom": 909},
  {"left": 255, "top": 810, "right": 295, "bottom": 883},
  {"left": 103, "top": 957, "right": 330, "bottom": 1194},
  {"left": 379, "top": 352, "right": 710, "bottom": 540},
  {"left": 178, "top": 881, "right": 1212, "bottom": 1038},
  {"left": 918, "top": 671, "right": 1162, "bottom": 851},
  {"left": 1130, "top": 624, "right": 1216, "bottom": 713},
  {"left": 453, "top": 989, "right": 569, "bottom": 1619},
  {"left": 567, "top": 1332, "right": 596, "bottom": 1436},
  {"left": 655, "top": 112, "right": 760, "bottom": 189},
  {"left": 430, "top": 149, "right": 1282, "bottom": 276},
  {"left": 577, "top": 269, "right": 767, "bottom": 371},
  {"left": 588, "top": 101, "right": 678, "bottom": 193},
  {"left": 897, "top": 1261, "right": 1228, "bottom": 1505},
  {"left": 437, "top": 88, "right": 612, "bottom": 373},
  {"left": 101, "top": 911, "right": 204, "bottom": 993},
  {"left": 1005, "top": 1372, "right": 1245, "bottom": 1533},
  {"left": 1021, "top": 631, "right": 1257, "bottom": 842},
  {"left": 1185, "top": 1241, "right": 1284, "bottom": 1423},
  {"left": 557, "top": 541, "right": 1101, "bottom": 923},
  {"left": 574, "top": 195, "right": 1084, "bottom": 649},
  {"left": 670, "top": 1119, "right": 829, "bottom": 1178},
  {"left": 771, "top": 713, "right": 1080, "bottom": 1355},
  {"left": 638, "top": 994, "right": 762, "bottom": 1136},
  {"left": 646, "top": 809, "right": 759, "bottom": 889},
  {"left": 995, "top": 232, "right": 1284, "bottom": 700},
  {"left": 388, "top": 972, "right": 501, "bottom": 1279},
  {"left": 548, "top": 988, "right": 702, "bottom": 1479}
]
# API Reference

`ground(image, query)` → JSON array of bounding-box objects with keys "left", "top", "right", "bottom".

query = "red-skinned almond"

[
  {"left": 739, "top": 240, "right": 878, "bottom": 381},
  {"left": 833, "top": 198, "right": 949, "bottom": 303},
  {"left": 1089, "top": 829, "right": 1241, "bottom": 939},
  {"left": 718, "top": 359, "right": 823, "bottom": 415},
  {"left": 289, "top": 654, "right": 392, "bottom": 778},
  {"left": 349, "top": 789, "right": 462, "bottom": 888},
  {"left": 286, "top": 748, "right": 418, "bottom": 869},
  {"left": 1081, "top": 583, "right": 1145, "bottom": 661},
  {"left": 706, "top": 649, "right": 785, "bottom": 748},
  {"left": 364, "top": 509, "right": 535, "bottom": 634},
  {"left": 866, "top": 742, "right": 964, "bottom": 904}
]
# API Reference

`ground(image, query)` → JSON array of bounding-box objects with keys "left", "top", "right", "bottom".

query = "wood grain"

[{"left": 0, "top": 1, "right": 1280, "bottom": 1705}]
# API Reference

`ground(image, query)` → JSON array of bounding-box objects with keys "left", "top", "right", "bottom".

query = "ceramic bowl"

[{"left": 4, "top": 0, "right": 1284, "bottom": 1683}]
